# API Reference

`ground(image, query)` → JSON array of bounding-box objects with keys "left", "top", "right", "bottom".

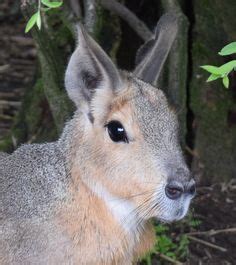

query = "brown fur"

[
  {"left": 51, "top": 87, "right": 158, "bottom": 264},
  {"left": 56, "top": 169, "right": 155, "bottom": 264}
]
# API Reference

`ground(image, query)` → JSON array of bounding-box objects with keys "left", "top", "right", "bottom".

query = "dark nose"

[
  {"left": 165, "top": 180, "right": 196, "bottom": 200},
  {"left": 165, "top": 181, "right": 184, "bottom": 199}
]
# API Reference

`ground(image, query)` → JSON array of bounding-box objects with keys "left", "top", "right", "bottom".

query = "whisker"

[{"left": 109, "top": 189, "right": 156, "bottom": 201}]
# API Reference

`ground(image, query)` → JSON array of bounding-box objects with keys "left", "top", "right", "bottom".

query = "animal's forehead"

[{"left": 128, "top": 78, "right": 179, "bottom": 147}]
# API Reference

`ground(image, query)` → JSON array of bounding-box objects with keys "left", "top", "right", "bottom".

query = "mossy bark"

[
  {"left": 28, "top": 8, "right": 75, "bottom": 133},
  {"left": 92, "top": 6, "right": 122, "bottom": 63},
  {"left": 0, "top": 79, "right": 57, "bottom": 152},
  {"left": 190, "top": 0, "right": 236, "bottom": 183},
  {"left": 0, "top": 1, "right": 122, "bottom": 152}
]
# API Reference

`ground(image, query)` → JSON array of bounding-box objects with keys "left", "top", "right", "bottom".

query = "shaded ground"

[
  {"left": 0, "top": 3, "right": 235, "bottom": 265},
  {"left": 188, "top": 181, "right": 236, "bottom": 265}
]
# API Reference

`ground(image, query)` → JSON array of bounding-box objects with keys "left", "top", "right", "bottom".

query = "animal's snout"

[
  {"left": 165, "top": 179, "right": 196, "bottom": 200},
  {"left": 165, "top": 181, "right": 183, "bottom": 199}
]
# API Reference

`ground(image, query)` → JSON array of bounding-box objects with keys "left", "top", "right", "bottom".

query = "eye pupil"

[{"left": 106, "top": 121, "right": 128, "bottom": 143}]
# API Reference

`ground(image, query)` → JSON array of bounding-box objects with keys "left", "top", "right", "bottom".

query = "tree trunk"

[
  {"left": 190, "top": 0, "right": 236, "bottom": 183},
  {"left": 22, "top": 2, "right": 74, "bottom": 133}
]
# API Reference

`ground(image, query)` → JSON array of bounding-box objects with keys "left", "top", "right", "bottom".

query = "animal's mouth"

[
  {"left": 153, "top": 179, "right": 196, "bottom": 223},
  {"left": 154, "top": 192, "right": 194, "bottom": 223}
]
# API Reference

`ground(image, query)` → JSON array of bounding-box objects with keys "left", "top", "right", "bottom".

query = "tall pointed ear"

[
  {"left": 134, "top": 12, "right": 178, "bottom": 85},
  {"left": 65, "top": 24, "right": 122, "bottom": 112}
]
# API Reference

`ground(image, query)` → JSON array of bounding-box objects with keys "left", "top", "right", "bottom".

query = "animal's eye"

[{"left": 105, "top": 121, "right": 128, "bottom": 143}]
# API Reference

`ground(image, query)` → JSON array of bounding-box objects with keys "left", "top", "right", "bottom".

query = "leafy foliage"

[
  {"left": 141, "top": 214, "right": 202, "bottom": 264},
  {"left": 218, "top": 42, "right": 236, "bottom": 56},
  {"left": 201, "top": 42, "right": 236, "bottom": 89},
  {"left": 25, "top": 0, "right": 63, "bottom": 33},
  {"left": 41, "top": 0, "right": 63, "bottom": 8},
  {"left": 25, "top": 12, "right": 40, "bottom": 33}
]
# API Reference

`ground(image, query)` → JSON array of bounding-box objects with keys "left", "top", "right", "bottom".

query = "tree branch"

[
  {"left": 187, "top": 227, "right": 236, "bottom": 236},
  {"left": 84, "top": 0, "right": 97, "bottom": 33},
  {"left": 158, "top": 252, "right": 183, "bottom": 264},
  {"left": 187, "top": 235, "right": 227, "bottom": 252},
  {"left": 158, "top": 0, "right": 189, "bottom": 142},
  {"left": 69, "top": 0, "right": 82, "bottom": 18},
  {"left": 100, "top": 0, "right": 153, "bottom": 41}
]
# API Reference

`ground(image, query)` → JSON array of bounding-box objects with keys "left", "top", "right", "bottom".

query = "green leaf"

[
  {"left": 25, "top": 12, "right": 38, "bottom": 33},
  {"left": 189, "top": 219, "right": 202, "bottom": 227},
  {"left": 155, "top": 224, "right": 169, "bottom": 233},
  {"left": 41, "top": 7, "right": 51, "bottom": 12},
  {"left": 41, "top": 0, "right": 63, "bottom": 8},
  {"left": 166, "top": 252, "right": 176, "bottom": 258},
  {"left": 207, "top": 74, "right": 221, "bottom": 82},
  {"left": 218, "top": 60, "right": 236, "bottom": 75},
  {"left": 36, "top": 11, "right": 41, "bottom": 30},
  {"left": 218, "top": 42, "right": 236, "bottom": 56},
  {"left": 201, "top": 61, "right": 236, "bottom": 76},
  {"left": 200, "top": 65, "right": 221, "bottom": 75},
  {"left": 223, "top": 76, "right": 229, "bottom": 88}
]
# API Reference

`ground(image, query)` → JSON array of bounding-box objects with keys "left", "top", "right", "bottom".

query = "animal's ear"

[
  {"left": 65, "top": 24, "right": 122, "bottom": 111},
  {"left": 134, "top": 12, "right": 178, "bottom": 85}
]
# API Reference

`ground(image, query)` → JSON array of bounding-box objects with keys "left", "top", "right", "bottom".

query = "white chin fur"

[{"left": 155, "top": 194, "right": 192, "bottom": 223}]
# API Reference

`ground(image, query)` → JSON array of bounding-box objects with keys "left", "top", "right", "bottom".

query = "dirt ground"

[
  {"left": 0, "top": 3, "right": 235, "bottom": 265},
  {"left": 188, "top": 181, "right": 236, "bottom": 265},
  {"left": 145, "top": 181, "right": 236, "bottom": 265}
]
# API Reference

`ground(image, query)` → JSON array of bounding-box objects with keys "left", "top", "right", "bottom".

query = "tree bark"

[
  {"left": 190, "top": 0, "right": 236, "bottom": 183},
  {"left": 22, "top": 2, "right": 74, "bottom": 134}
]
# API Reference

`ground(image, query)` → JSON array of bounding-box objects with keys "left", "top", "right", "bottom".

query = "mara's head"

[{"left": 64, "top": 25, "right": 195, "bottom": 224}]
